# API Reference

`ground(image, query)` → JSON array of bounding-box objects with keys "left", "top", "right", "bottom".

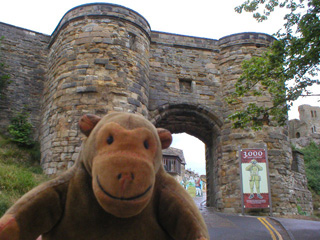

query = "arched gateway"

[
  {"left": 0, "top": 3, "right": 313, "bottom": 215},
  {"left": 149, "top": 104, "right": 221, "bottom": 208}
]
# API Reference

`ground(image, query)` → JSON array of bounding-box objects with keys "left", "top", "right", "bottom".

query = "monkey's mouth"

[{"left": 96, "top": 176, "right": 152, "bottom": 201}]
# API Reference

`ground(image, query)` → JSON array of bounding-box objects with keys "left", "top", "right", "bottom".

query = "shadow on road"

[{"left": 193, "top": 194, "right": 320, "bottom": 240}]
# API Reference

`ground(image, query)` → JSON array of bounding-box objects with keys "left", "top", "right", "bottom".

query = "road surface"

[{"left": 193, "top": 194, "right": 320, "bottom": 240}]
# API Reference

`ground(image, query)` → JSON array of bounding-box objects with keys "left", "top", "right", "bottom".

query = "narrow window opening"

[
  {"left": 179, "top": 79, "right": 193, "bottom": 93},
  {"left": 291, "top": 150, "right": 304, "bottom": 173},
  {"left": 128, "top": 32, "right": 136, "bottom": 50},
  {"left": 291, "top": 154, "right": 298, "bottom": 172}
]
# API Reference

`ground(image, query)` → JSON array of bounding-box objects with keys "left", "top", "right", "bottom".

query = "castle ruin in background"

[
  {"left": 0, "top": 3, "right": 313, "bottom": 215},
  {"left": 289, "top": 104, "right": 320, "bottom": 148}
]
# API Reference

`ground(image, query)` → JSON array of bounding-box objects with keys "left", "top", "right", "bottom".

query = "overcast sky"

[
  {"left": 1, "top": 0, "right": 285, "bottom": 37},
  {"left": 1, "top": 0, "right": 319, "bottom": 175}
]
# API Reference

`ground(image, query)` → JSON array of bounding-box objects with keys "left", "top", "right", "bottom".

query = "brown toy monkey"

[{"left": 0, "top": 112, "right": 209, "bottom": 240}]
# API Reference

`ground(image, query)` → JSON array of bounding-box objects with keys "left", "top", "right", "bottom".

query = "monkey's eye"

[
  {"left": 107, "top": 135, "right": 114, "bottom": 145},
  {"left": 143, "top": 140, "right": 149, "bottom": 149}
]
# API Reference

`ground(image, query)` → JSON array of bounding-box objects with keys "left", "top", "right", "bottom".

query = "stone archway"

[{"left": 149, "top": 103, "right": 222, "bottom": 208}]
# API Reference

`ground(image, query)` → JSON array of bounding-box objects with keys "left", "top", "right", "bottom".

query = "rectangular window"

[
  {"left": 162, "top": 157, "right": 181, "bottom": 174},
  {"left": 179, "top": 79, "right": 193, "bottom": 93},
  {"left": 128, "top": 32, "right": 136, "bottom": 50},
  {"left": 312, "top": 126, "right": 317, "bottom": 133}
]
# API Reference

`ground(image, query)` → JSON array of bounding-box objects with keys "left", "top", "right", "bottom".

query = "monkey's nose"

[
  {"left": 117, "top": 172, "right": 135, "bottom": 181},
  {"left": 117, "top": 172, "right": 135, "bottom": 194}
]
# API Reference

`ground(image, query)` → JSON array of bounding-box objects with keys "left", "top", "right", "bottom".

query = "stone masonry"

[
  {"left": 0, "top": 23, "right": 49, "bottom": 139},
  {"left": 0, "top": 3, "right": 313, "bottom": 216}
]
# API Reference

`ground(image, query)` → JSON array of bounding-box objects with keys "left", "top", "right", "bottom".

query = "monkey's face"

[{"left": 91, "top": 122, "right": 158, "bottom": 218}]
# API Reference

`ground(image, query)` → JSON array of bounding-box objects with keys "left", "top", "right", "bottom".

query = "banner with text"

[{"left": 240, "top": 148, "right": 270, "bottom": 209}]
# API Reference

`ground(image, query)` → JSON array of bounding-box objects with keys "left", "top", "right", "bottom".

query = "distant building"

[
  {"left": 289, "top": 105, "right": 320, "bottom": 139},
  {"left": 184, "top": 168, "right": 196, "bottom": 180},
  {"left": 162, "top": 147, "right": 186, "bottom": 182},
  {"left": 200, "top": 175, "right": 207, "bottom": 191},
  {"left": 162, "top": 147, "right": 207, "bottom": 193}
]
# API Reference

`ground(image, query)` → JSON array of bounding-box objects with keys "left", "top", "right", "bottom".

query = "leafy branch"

[{"left": 228, "top": 0, "right": 320, "bottom": 130}]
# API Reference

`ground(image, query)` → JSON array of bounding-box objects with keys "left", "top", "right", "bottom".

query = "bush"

[
  {"left": 300, "top": 141, "right": 320, "bottom": 194},
  {"left": 7, "top": 110, "right": 35, "bottom": 147}
]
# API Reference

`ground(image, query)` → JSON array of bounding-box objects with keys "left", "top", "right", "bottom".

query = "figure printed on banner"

[
  {"left": 240, "top": 149, "right": 270, "bottom": 209},
  {"left": 245, "top": 159, "right": 263, "bottom": 200}
]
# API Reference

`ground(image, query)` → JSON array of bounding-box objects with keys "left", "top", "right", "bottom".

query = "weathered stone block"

[
  {"left": 105, "top": 65, "right": 117, "bottom": 70},
  {"left": 94, "top": 58, "right": 109, "bottom": 65},
  {"left": 76, "top": 86, "right": 97, "bottom": 93}
]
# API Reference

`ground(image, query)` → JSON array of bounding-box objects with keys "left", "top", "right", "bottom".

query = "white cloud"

[{"left": 171, "top": 133, "right": 206, "bottom": 175}]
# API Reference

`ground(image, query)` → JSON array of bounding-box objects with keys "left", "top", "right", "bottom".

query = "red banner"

[
  {"left": 241, "top": 149, "right": 266, "bottom": 163},
  {"left": 240, "top": 148, "right": 270, "bottom": 209}
]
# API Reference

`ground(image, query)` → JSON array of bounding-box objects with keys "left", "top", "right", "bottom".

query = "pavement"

[{"left": 193, "top": 194, "right": 320, "bottom": 240}]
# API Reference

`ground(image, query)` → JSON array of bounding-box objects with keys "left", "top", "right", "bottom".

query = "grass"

[{"left": 0, "top": 135, "right": 48, "bottom": 216}]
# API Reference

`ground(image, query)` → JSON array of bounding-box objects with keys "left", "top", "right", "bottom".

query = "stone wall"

[
  {"left": 0, "top": 3, "right": 313, "bottom": 215},
  {"left": 288, "top": 151, "right": 313, "bottom": 213},
  {"left": 149, "top": 31, "right": 221, "bottom": 114},
  {"left": 0, "top": 23, "right": 49, "bottom": 138},
  {"left": 291, "top": 134, "right": 320, "bottom": 148},
  {"left": 148, "top": 31, "right": 223, "bottom": 144}
]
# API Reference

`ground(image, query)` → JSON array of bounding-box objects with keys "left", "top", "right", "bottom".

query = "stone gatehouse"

[{"left": 0, "top": 3, "right": 313, "bottom": 215}]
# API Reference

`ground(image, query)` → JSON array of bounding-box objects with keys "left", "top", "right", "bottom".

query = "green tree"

[
  {"left": 228, "top": 0, "right": 320, "bottom": 129},
  {"left": 300, "top": 141, "right": 320, "bottom": 194},
  {"left": 0, "top": 36, "right": 10, "bottom": 98}
]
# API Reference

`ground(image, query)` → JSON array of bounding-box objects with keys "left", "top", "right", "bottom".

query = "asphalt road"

[{"left": 193, "top": 195, "right": 320, "bottom": 240}]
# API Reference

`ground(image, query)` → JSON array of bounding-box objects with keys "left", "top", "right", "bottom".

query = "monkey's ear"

[
  {"left": 79, "top": 114, "right": 101, "bottom": 137},
  {"left": 157, "top": 128, "right": 172, "bottom": 149}
]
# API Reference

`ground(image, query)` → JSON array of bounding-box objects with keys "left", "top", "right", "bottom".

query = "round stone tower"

[
  {"left": 215, "top": 33, "right": 311, "bottom": 215},
  {"left": 41, "top": 3, "right": 151, "bottom": 174}
]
